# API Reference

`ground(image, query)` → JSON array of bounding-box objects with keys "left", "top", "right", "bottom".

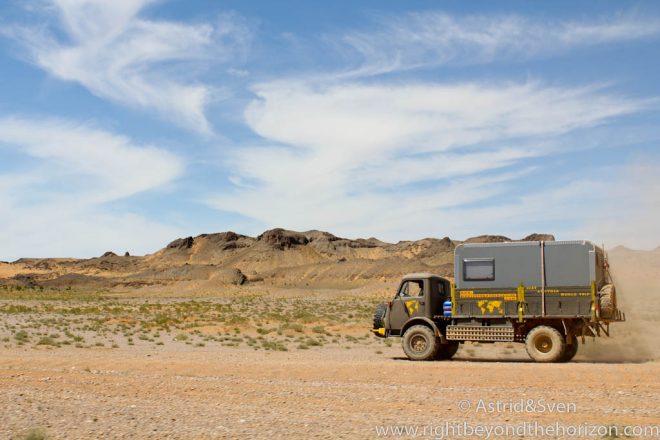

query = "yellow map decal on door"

[
  {"left": 405, "top": 300, "right": 419, "bottom": 316},
  {"left": 477, "top": 300, "right": 504, "bottom": 314}
]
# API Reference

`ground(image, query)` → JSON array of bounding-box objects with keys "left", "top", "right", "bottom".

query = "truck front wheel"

[
  {"left": 525, "top": 326, "right": 566, "bottom": 363},
  {"left": 402, "top": 325, "right": 439, "bottom": 361}
]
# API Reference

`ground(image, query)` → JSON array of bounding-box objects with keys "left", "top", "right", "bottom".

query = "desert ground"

[
  {"left": 1, "top": 344, "right": 659, "bottom": 439},
  {"left": 1, "top": 231, "right": 659, "bottom": 439},
  {"left": 1, "top": 288, "right": 659, "bottom": 439}
]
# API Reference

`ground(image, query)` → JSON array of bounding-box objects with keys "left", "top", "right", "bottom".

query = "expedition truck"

[{"left": 371, "top": 240, "right": 625, "bottom": 363}]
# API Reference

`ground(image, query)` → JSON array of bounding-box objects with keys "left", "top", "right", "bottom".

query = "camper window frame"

[{"left": 463, "top": 258, "right": 495, "bottom": 281}]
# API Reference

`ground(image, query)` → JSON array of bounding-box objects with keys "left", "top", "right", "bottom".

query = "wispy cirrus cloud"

[
  {"left": 0, "top": 116, "right": 183, "bottom": 201},
  {"left": 245, "top": 81, "right": 643, "bottom": 157},
  {"left": 205, "top": 10, "right": 660, "bottom": 243},
  {"left": 2, "top": 4, "right": 660, "bottom": 258},
  {"left": 341, "top": 12, "right": 660, "bottom": 75},
  {"left": 4, "top": 0, "right": 251, "bottom": 134},
  {"left": 0, "top": 116, "right": 184, "bottom": 259},
  {"left": 208, "top": 80, "right": 650, "bottom": 241}
]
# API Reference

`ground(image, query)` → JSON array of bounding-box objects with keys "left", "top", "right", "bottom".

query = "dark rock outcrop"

[
  {"left": 197, "top": 232, "right": 249, "bottom": 250},
  {"left": 258, "top": 228, "right": 309, "bottom": 249},
  {"left": 304, "top": 230, "right": 341, "bottom": 242},
  {"left": 522, "top": 233, "right": 556, "bottom": 242},
  {"left": 167, "top": 237, "right": 194, "bottom": 250},
  {"left": 198, "top": 231, "right": 242, "bottom": 242},
  {"left": 464, "top": 235, "right": 511, "bottom": 244}
]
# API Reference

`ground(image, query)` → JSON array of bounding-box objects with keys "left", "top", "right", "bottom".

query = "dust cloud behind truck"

[{"left": 372, "top": 240, "right": 625, "bottom": 362}]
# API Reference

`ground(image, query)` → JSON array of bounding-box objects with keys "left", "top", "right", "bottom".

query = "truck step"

[{"left": 446, "top": 325, "right": 515, "bottom": 342}]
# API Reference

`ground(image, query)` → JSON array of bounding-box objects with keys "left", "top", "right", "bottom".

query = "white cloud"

[
  {"left": 0, "top": 116, "right": 183, "bottom": 202},
  {"left": 0, "top": 116, "right": 184, "bottom": 259},
  {"left": 218, "top": 10, "right": 660, "bottom": 245},
  {"left": 245, "top": 82, "right": 642, "bottom": 158},
  {"left": 208, "top": 80, "right": 650, "bottom": 241},
  {"left": 6, "top": 0, "right": 250, "bottom": 133},
  {"left": 341, "top": 12, "right": 660, "bottom": 75}
]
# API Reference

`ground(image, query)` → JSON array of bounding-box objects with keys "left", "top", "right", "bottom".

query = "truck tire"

[
  {"left": 435, "top": 341, "right": 460, "bottom": 360},
  {"left": 402, "top": 325, "right": 440, "bottom": 361},
  {"left": 373, "top": 303, "right": 387, "bottom": 329},
  {"left": 599, "top": 284, "right": 616, "bottom": 319},
  {"left": 560, "top": 335, "right": 579, "bottom": 362},
  {"left": 525, "top": 326, "right": 566, "bottom": 363}
]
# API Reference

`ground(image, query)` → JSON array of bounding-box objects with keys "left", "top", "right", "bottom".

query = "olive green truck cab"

[{"left": 372, "top": 240, "right": 625, "bottom": 363}]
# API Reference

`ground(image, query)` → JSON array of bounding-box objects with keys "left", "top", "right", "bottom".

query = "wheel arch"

[
  {"left": 521, "top": 320, "right": 569, "bottom": 337},
  {"left": 402, "top": 317, "right": 441, "bottom": 338}
]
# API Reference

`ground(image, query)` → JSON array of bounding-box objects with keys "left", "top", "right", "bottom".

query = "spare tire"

[
  {"left": 373, "top": 303, "right": 387, "bottom": 329},
  {"left": 599, "top": 284, "right": 616, "bottom": 319}
]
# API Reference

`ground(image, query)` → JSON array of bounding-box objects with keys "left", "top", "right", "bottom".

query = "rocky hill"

[{"left": 0, "top": 228, "right": 554, "bottom": 291}]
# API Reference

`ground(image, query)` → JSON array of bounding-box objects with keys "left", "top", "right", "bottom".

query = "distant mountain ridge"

[{"left": 0, "top": 228, "right": 555, "bottom": 291}]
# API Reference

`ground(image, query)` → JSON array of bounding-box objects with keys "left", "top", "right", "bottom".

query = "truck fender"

[{"left": 401, "top": 318, "right": 447, "bottom": 343}]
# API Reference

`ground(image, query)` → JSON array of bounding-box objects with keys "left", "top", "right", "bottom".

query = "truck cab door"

[
  {"left": 429, "top": 278, "right": 450, "bottom": 317},
  {"left": 388, "top": 279, "right": 426, "bottom": 334}
]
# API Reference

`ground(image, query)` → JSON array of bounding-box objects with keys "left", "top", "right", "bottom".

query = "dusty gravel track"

[{"left": 1, "top": 345, "right": 659, "bottom": 439}]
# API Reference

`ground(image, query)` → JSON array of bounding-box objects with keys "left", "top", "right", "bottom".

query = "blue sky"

[{"left": 1, "top": 0, "right": 660, "bottom": 259}]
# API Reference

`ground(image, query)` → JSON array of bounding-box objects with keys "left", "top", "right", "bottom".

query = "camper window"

[{"left": 463, "top": 258, "right": 495, "bottom": 281}]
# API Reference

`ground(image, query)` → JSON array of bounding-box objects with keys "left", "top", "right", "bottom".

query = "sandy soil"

[{"left": 1, "top": 343, "right": 659, "bottom": 440}]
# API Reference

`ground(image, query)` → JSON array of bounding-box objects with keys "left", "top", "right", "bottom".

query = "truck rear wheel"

[
  {"left": 402, "top": 325, "right": 439, "bottom": 361},
  {"left": 525, "top": 326, "right": 566, "bottom": 363},
  {"left": 435, "top": 341, "right": 459, "bottom": 360},
  {"left": 560, "top": 336, "right": 579, "bottom": 362}
]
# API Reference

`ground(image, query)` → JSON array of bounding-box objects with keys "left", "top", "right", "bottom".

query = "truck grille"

[{"left": 446, "top": 325, "right": 515, "bottom": 342}]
